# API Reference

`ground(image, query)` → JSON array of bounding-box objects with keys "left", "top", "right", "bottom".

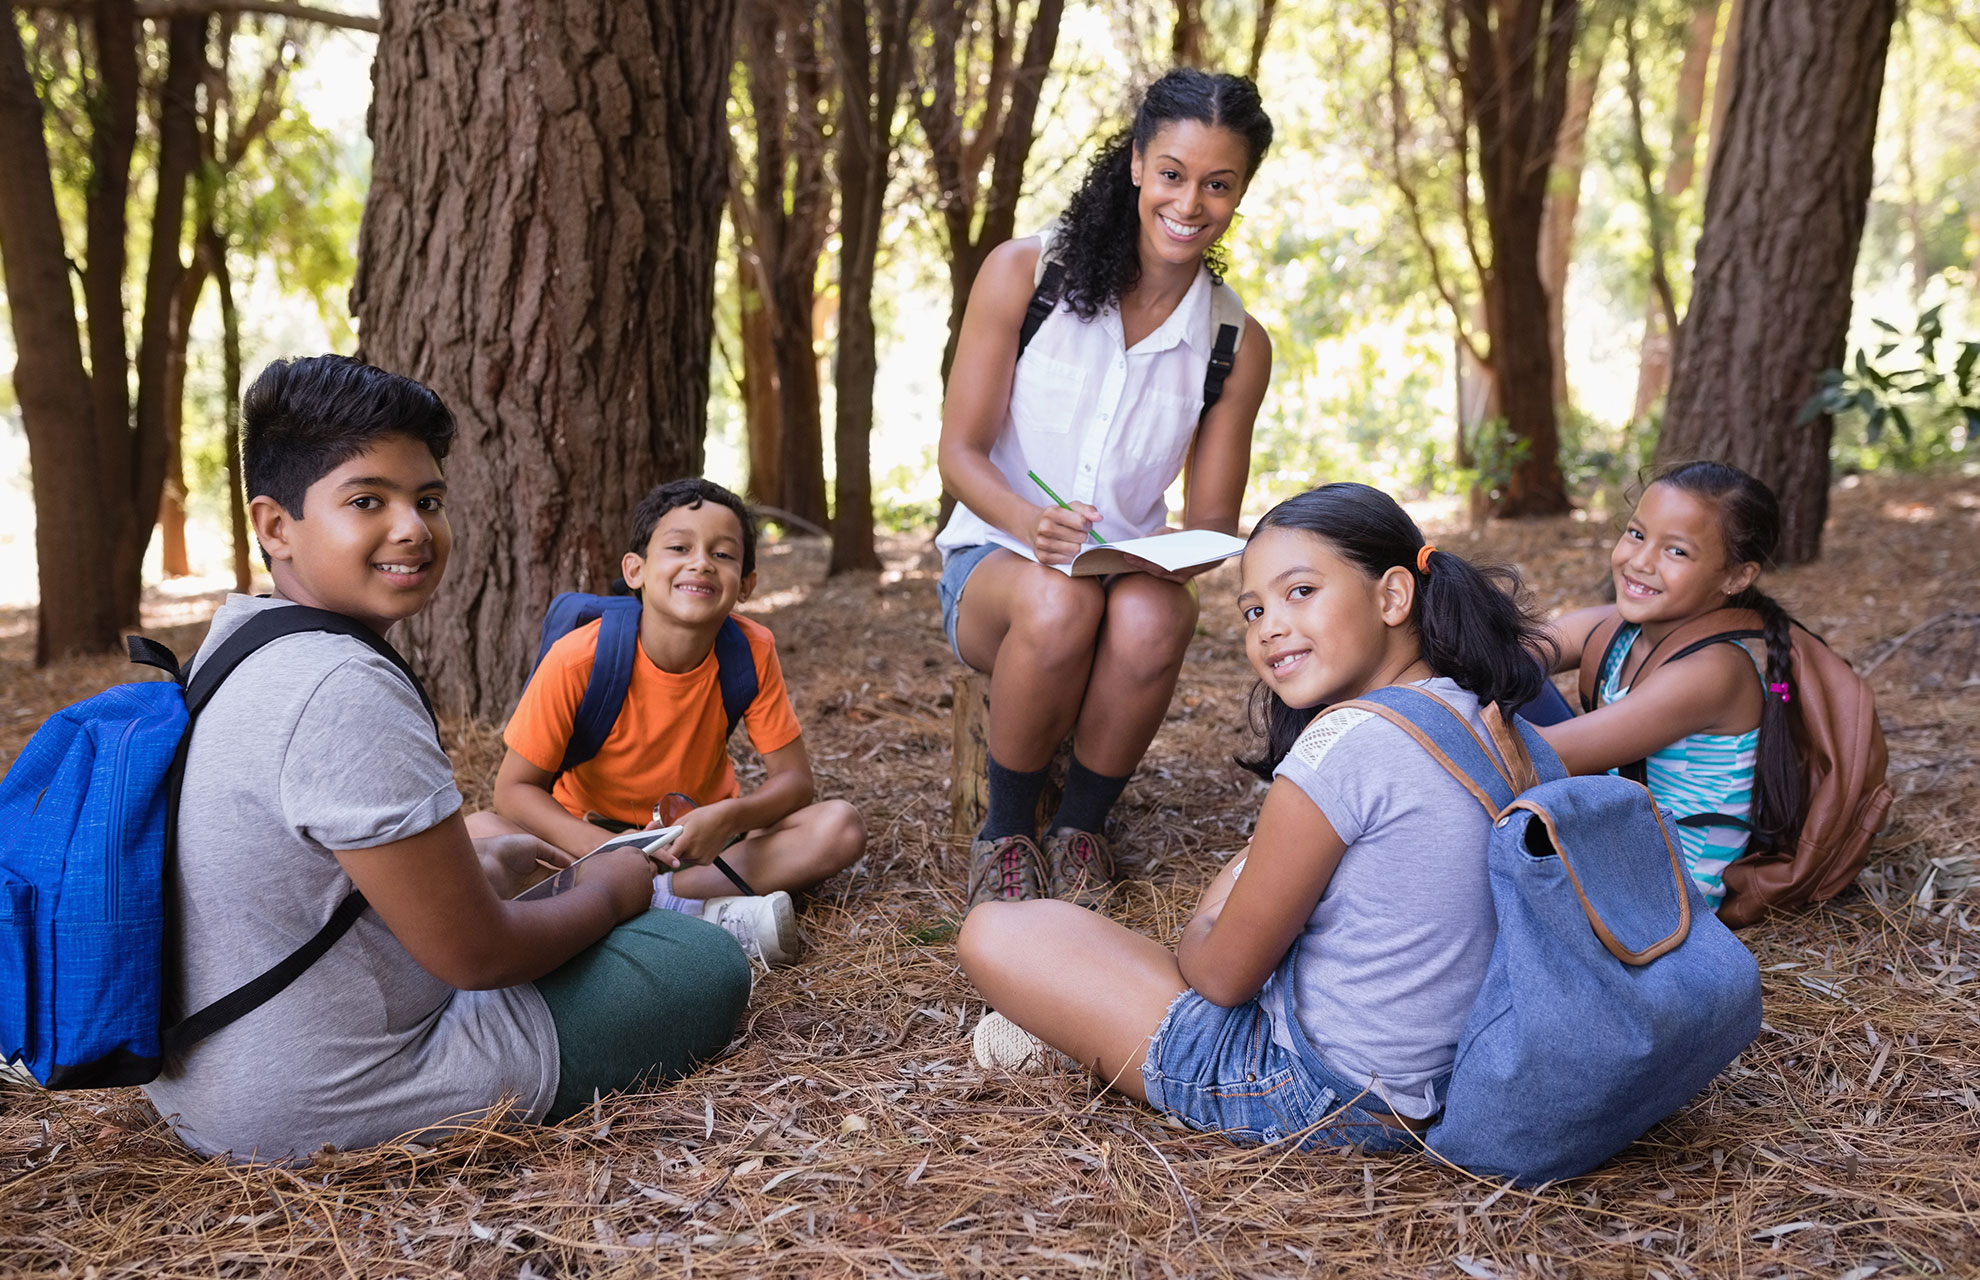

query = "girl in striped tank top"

[{"left": 1538, "top": 462, "right": 1804, "bottom": 906}]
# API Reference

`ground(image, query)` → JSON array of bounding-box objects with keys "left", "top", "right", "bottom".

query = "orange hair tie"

[{"left": 1416, "top": 544, "right": 1436, "bottom": 574}]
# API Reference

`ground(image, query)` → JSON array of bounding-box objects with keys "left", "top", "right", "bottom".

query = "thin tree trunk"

[
  {"left": 354, "top": 0, "right": 738, "bottom": 717},
  {"left": 160, "top": 252, "right": 211, "bottom": 578},
  {"left": 1538, "top": 35, "right": 1604, "bottom": 414},
  {"left": 1172, "top": 0, "right": 1207, "bottom": 66},
  {"left": 128, "top": 14, "right": 208, "bottom": 605},
  {"left": 0, "top": 15, "right": 120, "bottom": 659},
  {"left": 1657, "top": 0, "right": 1896, "bottom": 564},
  {"left": 830, "top": 0, "right": 917, "bottom": 575},
  {"left": 1630, "top": 0, "right": 1717, "bottom": 423},
  {"left": 736, "top": 235, "right": 782, "bottom": 505},
  {"left": 199, "top": 222, "right": 251, "bottom": 594},
  {"left": 1247, "top": 0, "right": 1279, "bottom": 81},
  {"left": 86, "top": 0, "right": 142, "bottom": 624}
]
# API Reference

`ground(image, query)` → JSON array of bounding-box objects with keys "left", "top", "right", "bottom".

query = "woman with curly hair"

[{"left": 936, "top": 68, "right": 1275, "bottom": 911}]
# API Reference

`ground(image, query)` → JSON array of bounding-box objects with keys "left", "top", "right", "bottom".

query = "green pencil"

[{"left": 1027, "top": 470, "right": 1108, "bottom": 545}]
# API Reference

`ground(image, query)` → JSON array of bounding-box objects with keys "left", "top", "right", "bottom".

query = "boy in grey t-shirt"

[{"left": 144, "top": 356, "right": 749, "bottom": 1162}]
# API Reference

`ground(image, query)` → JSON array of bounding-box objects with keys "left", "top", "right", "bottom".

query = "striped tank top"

[{"left": 1598, "top": 624, "right": 1762, "bottom": 905}]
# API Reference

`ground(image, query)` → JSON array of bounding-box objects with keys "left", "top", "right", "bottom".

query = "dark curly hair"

[{"left": 1053, "top": 68, "right": 1273, "bottom": 320}]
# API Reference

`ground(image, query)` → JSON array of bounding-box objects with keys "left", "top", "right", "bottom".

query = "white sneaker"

[
  {"left": 971, "top": 1012, "right": 1054, "bottom": 1075},
  {"left": 700, "top": 891, "right": 800, "bottom": 968}
]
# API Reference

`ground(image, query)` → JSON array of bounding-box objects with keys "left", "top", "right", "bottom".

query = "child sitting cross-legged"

[
  {"left": 479, "top": 478, "right": 865, "bottom": 967},
  {"left": 959, "top": 483, "right": 1552, "bottom": 1150}
]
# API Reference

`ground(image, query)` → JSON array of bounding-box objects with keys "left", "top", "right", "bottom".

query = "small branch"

[
  {"left": 1623, "top": 11, "right": 1679, "bottom": 342},
  {"left": 29, "top": 0, "right": 378, "bottom": 34}
]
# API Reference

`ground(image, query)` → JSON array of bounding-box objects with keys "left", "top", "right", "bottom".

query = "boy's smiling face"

[
  {"left": 250, "top": 434, "right": 450, "bottom": 634},
  {"left": 622, "top": 500, "right": 755, "bottom": 633}
]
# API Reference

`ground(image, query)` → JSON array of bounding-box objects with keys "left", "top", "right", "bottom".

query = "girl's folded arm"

[
  {"left": 1537, "top": 644, "right": 1758, "bottom": 775},
  {"left": 1543, "top": 605, "right": 1615, "bottom": 675},
  {"left": 1177, "top": 780, "right": 1345, "bottom": 1008}
]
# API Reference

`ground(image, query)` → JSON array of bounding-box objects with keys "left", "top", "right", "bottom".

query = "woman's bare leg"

[
  {"left": 953, "top": 552, "right": 1107, "bottom": 772},
  {"left": 958, "top": 899, "right": 1186, "bottom": 1102},
  {"left": 1070, "top": 574, "right": 1198, "bottom": 777}
]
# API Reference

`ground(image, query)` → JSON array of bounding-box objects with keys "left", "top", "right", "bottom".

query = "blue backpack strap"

[
  {"left": 560, "top": 597, "right": 643, "bottom": 774},
  {"left": 1327, "top": 686, "right": 1558, "bottom": 817},
  {"left": 713, "top": 616, "right": 757, "bottom": 738}
]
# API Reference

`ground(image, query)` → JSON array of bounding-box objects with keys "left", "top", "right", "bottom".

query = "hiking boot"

[
  {"left": 701, "top": 890, "right": 800, "bottom": 968},
  {"left": 965, "top": 834, "right": 1045, "bottom": 909},
  {"left": 971, "top": 1012, "right": 1054, "bottom": 1075},
  {"left": 1043, "top": 827, "right": 1116, "bottom": 908}
]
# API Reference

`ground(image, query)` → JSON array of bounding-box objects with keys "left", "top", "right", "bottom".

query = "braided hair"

[
  {"left": 1053, "top": 68, "right": 1273, "bottom": 321},
  {"left": 1237, "top": 483, "right": 1553, "bottom": 778},
  {"left": 1651, "top": 460, "right": 1804, "bottom": 845}
]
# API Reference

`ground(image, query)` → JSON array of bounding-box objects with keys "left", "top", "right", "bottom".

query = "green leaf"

[
  {"left": 1876, "top": 343, "right": 1898, "bottom": 360},
  {"left": 1795, "top": 389, "right": 1830, "bottom": 425},
  {"left": 1865, "top": 406, "right": 1887, "bottom": 443},
  {"left": 1871, "top": 316, "right": 1901, "bottom": 334},
  {"left": 1956, "top": 344, "right": 1978, "bottom": 396},
  {"left": 1963, "top": 406, "right": 1980, "bottom": 450},
  {"left": 1888, "top": 405, "right": 1912, "bottom": 443}
]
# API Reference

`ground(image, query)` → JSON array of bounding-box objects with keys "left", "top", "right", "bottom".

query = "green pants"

[{"left": 532, "top": 909, "right": 752, "bottom": 1122}]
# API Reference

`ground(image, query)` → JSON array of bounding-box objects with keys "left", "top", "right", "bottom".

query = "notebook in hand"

[{"left": 1053, "top": 528, "right": 1246, "bottom": 578}]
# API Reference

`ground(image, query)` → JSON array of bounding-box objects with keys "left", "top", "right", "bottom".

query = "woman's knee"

[
  {"left": 1007, "top": 573, "right": 1106, "bottom": 654},
  {"left": 1100, "top": 583, "right": 1199, "bottom": 669}
]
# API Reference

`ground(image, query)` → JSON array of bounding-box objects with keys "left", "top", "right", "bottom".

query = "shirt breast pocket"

[
  {"left": 1131, "top": 388, "right": 1203, "bottom": 476},
  {"left": 1010, "top": 355, "right": 1087, "bottom": 436}
]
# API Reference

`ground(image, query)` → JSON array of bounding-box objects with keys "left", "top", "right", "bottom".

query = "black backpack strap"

[
  {"left": 1662, "top": 628, "right": 1765, "bottom": 667},
  {"left": 713, "top": 616, "right": 758, "bottom": 738},
  {"left": 1202, "top": 320, "right": 1240, "bottom": 414},
  {"left": 160, "top": 889, "right": 368, "bottom": 1057},
  {"left": 1612, "top": 628, "right": 1767, "bottom": 785},
  {"left": 158, "top": 604, "right": 440, "bottom": 1059},
  {"left": 1017, "top": 261, "right": 1067, "bottom": 360}
]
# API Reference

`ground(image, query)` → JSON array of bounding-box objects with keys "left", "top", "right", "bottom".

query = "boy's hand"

[{"left": 658, "top": 800, "right": 743, "bottom": 870}]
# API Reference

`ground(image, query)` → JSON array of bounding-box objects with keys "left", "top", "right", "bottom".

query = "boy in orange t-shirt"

[{"left": 477, "top": 479, "right": 865, "bottom": 965}]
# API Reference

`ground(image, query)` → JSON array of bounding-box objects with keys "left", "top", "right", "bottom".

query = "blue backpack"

[
  {"left": 1330, "top": 686, "right": 1763, "bottom": 1185},
  {"left": 530, "top": 592, "right": 758, "bottom": 774},
  {"left": 1, "top": 606, "right": 435, "bottom": 1088}
]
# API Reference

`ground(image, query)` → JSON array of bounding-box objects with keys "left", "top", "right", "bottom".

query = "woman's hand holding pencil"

[{"left": 1026, "top": 470, "right": 1104, "bottom": 565}]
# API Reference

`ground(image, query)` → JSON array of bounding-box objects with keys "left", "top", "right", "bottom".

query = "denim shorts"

[
  {"left": 936, "top": 543, "right": 1005, "bottom": 664},
  {"left": 1141, "top": 987, "right": 1420, "bottom": 1153}
]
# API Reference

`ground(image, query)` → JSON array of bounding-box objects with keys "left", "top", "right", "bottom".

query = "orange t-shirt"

[{"left": 503, "top": 614, "right": 803, "bottom": 827}]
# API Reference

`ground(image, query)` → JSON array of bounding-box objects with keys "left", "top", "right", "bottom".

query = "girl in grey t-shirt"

[{"left": 959, "top": 483, "right": 1555, "bottom": 1151}]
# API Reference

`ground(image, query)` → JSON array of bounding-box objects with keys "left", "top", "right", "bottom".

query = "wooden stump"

[{"left": 949, "top": 670, "right": 1073, "bottom": 844}]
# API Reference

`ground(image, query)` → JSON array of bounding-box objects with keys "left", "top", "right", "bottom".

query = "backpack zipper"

[{"left": 104, "top": 717, "right": 142, "bottom": 918}]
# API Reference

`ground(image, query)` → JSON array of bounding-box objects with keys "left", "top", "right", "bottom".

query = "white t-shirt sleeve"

[
  {"left": 1272, "top": 707, "right": 1379, "bottom": 845},
  {"left": 280, "top": 652, "right": 463, "bottom": 850}
]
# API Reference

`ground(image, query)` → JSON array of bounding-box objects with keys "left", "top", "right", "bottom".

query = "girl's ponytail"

[
  {"left": 1730, "top": 585, "right": 1803, "bottom": 847},
  {"left": 1236, "top": 484, "right": 1552, "bottom": 778},
  {"left": 1652, "top": 459, "right": 1805, "bottom": 849}
]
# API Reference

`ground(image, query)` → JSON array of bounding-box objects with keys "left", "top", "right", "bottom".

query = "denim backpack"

[
  {"left": 532, "top": 592, "right": 756, "bottom": 773},
  {"left": 1, "top": 607, "right": 433, "bottom": 1088},
  {"left": 1331, "top": 686, "right": 1763, "bottom": 1185}
]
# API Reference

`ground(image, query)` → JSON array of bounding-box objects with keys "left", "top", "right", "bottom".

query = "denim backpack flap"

[{"left": 1429, "top": 779, "right": 1764, "bottom": 1184}]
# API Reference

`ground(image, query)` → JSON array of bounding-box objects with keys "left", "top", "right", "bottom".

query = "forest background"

[{"left": 0, "top": 0, "right": 1975, "bottom": 715}]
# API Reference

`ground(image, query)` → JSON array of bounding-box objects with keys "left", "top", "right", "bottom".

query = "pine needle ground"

[{"left": 2, "top": 472, "right": 1976, "bottom": 1279}]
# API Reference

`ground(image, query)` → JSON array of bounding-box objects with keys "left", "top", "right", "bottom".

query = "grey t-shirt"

[
  {"left": 142, "top": 595, "right": 558, "bottom": 1162},
  {"left": 1265, "top": 678, "right": 1499, "bottom": 1119}
]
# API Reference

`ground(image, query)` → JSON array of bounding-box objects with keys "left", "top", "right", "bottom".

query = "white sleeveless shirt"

[{"left": 936, "top": 256, "right": 1243, "bottom": 560}]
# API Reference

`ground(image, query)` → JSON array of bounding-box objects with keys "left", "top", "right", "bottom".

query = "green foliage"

[{"left": 1804, "top": 306, "right": 1980, "bottom": 470}]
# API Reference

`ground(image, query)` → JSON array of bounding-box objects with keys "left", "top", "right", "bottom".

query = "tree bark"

[
  {"left": 1172, "top": 0, "right": 1206, "bottom": 66},
  {"left": 134, "top": 15, "right": 210, "bottom": 591},
  {"left": 1657, "top": 0, "right": 1896, "bottom": 564},
  {"left": 86, "top": 0, "right": 143, "bottom": 622},
  {"left": 160, "top": 251, "right": 212, "bottom": 578},
  {"left": 739, "top": 0, "right": 832, "bottom": 530},
  {"left": 735, "top": 231, "right": 783, "bottom": 506},
  {"left": 354, "top": 0, "right": 738, "bottom": 718},
  {"left": 0, "top": 15, "right": 121, "bottom": 660},
  {"left": 829, "top": 0, "right": 918, "bottom": 575},
  {"left": 1538, "top": 31, "right": 1604, "bottom": 414},
  {"left": 1629, "top": 0, "right": 1717, "bottom": 424},
  {"left": 201, "top": 223, "right": 252, "bottom": 594},
  {"left": 1455, "top": 0, "right": 1578, "bottom": 517}
]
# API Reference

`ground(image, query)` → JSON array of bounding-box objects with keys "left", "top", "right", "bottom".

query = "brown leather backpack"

[{"left": 1576, "top": 607, "right": 1894, "bottom": 928}]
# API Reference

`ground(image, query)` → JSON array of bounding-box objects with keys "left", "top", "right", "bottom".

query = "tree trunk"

[
  {"left": 736, "top": 235, "right": 782, "bottom": 505},
  {"left": 1457, "top": 0, "right": 1578, "bottom": 517},
  {"left": 1657, "top": 0, "right": 1896, "bottom": 564},
  {"left": 830, "top": 0, "right": 917, "bottom": 575},
  {"left": 1172, "top": 0, "right": 1207, "bottom": 66},
  {"left": 1629, "top": 0, "right": 1718, "bottom": 424},
  {"left": 160, "top": 252, "right": 211, "bottom": 578},
  {"left": 128, "top": 15, "right": 209, "bottom": 604},
  {"left": 200, "top": 221, "right": 252, "bottom": 594},
  {"left": 85, "top": 0, "right": 142, "bottom": 624},
  {"left": 1247, "top": 0, "right": 1279, "bottom": 81},
  {"left": 0, "top": 15, "right": 121, "bottom": 660},
  {"left": 1538, "top": 35, "right": 1604, "bottom": 414},
  {"left": 354, "top": 0, "right": 738, "bottom": 718}
]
